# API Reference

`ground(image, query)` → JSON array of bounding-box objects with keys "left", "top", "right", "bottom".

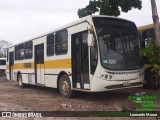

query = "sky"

[{"left": 0, "top": 0, "right": 160, "bottom": 44}]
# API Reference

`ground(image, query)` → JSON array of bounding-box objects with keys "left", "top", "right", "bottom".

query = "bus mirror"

[{"left": 88, "top": 34, "right": 94, "bottom": 47}]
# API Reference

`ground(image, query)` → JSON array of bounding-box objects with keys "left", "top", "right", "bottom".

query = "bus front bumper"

[{"left": 90, "top": 76, "right": 144, "bottom": 92}]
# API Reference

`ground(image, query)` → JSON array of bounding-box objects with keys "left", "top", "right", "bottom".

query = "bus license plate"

[{"left": 123, "top": 81, "right": 131, "bottom": 87}]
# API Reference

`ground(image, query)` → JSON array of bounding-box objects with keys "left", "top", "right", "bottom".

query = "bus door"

[
  {"left": 71, "top": 31, "right": 90, "bottom": 89},
  {"left": 9, "top": 52, "right": 14, "bottom": 80},
  {"left": 34, "top": 44, "right": 45, "bottom": 85}
]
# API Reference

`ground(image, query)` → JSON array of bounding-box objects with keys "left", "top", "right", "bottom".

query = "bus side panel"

[
  {"left": 45, "top": 75, "right": 57, "bottom": 88},
  {"left": 14, "top": 71, "right": 17, "bottom": 81},
  {"left": 44, "top": 67, "right": 71, "bottom": 88},
  {"left": 6, "top": 65, "right": 9, "bottom": 80},
  {"left": 21, "top": 74, "right": 28, "bottom": 84},
  {"left": 44, "top": 29, "right": 72, "bottom": 89}
]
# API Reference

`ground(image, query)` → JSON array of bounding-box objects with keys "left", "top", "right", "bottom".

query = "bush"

[{"left": 142, "top": 39, "right": 160, "bottom": 73}]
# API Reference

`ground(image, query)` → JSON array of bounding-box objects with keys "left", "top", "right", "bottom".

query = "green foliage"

[
  {"left": 142, "top": 39, "right": 160, "bottom": 73},
  {"left": 78, "top": 0, "right": 142, "bottom": 18}
]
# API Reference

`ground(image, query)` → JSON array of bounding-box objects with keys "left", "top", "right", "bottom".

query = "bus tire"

[
  {"left": 145, "top": 71, "right": 160, "bottom": 90},
  {"left": 59, "top": 75, "right": 75, "bottom": 98},
  {"left": 18, "top": 74, "right": 25, "bottom": 88}
]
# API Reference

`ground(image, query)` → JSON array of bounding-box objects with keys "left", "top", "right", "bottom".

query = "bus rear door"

[
  {"left": 9, "top": 52, "right": 14, "bottom": 80},
  {"left": 34, "top": 44, "right": 45, "bottom": 85}
]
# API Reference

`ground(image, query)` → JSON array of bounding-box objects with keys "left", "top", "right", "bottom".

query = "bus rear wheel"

[
  {"left": 59, "top": 75, "right": 75, "bottom": 98},
  {"left": 18, "top": 74, "right": 25, "bottom": 88}
]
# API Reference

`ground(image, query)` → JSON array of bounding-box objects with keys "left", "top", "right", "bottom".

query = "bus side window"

[
  {"left": 18, "top": 44, "right": 25, "bottom": 60},
  {"left": 55, "top": 30, "right": 68, "bottom": 55},
  {"left": 0, "top": 60, "right": 6, "bottom": 65},
  {"left": 90, "top": 34, "right": 98, "bottom": 75},
  {"left": 25, "top": 41, "right": 33, "bottom": 59},
  {"left": 47, "top": 33, "right": 54, "bottom": 56}
]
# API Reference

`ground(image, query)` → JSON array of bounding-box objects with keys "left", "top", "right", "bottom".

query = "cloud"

[
  {"left": 0, "top": 0, "right": 160, "bottom": 43},
  {"left": 120, "top": 0, "right": 160, "bottom": 26},
  {"left": 0, "top": 0, "right": 89, "bottom": 43},
  {"left": 0, "top": 0, "right": 88, "bottom": 13}
]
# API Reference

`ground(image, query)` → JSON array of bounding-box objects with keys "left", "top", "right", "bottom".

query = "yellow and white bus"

[
  {"left": 138, "top": 22, "right": 160, "bottom": 89},
  {"left": 0, "top": 58, "right": 6, "bottom": 76},
  {"left": 6, "top": 15, "right": 144, "bottom": 98}
]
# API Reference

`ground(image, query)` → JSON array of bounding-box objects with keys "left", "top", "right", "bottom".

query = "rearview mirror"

[{"left": 88, "top": 34, "right": 94, "bottom": 47}]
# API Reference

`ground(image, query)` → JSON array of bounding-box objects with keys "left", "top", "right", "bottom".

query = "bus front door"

[
  {"left": 34, "top": 44, "right": 45, "bottom": 85},
  {"left": 71, "top": 31, "right": 90, "bottom": 89},
  {"left": 9, "top": 52, "right": 14, "bottom": 80}
]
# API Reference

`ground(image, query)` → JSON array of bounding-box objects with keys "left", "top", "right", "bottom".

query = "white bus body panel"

[
  {"left": 90, "top": 68, "right": 144, "bottom": 92},
  {"left": 0, "top": 65, "right": 6, "bottom": 70},
  {"left": 90, "top": 75, "right": 143, "bottom": 92}
]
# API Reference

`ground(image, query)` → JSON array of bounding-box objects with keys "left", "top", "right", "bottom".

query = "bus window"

[
  {"left": 47, "top": 33, "right": 54, "bottom": 56},
  {"left": 55, "top": 30, "right": 68, "bottom": 55},
  {"left": 18, "top": 44, "right": 25, "bottom": 60},
  {"left": 25, "top": 41, "right": 33, "bottom": 59},
  {"left": 0, "top": 60, "right": 6, "bottom": 65}
]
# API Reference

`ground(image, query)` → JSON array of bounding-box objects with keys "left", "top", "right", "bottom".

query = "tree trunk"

[{"left": 151, "top": 0, "right": 160, "bottom": 47}]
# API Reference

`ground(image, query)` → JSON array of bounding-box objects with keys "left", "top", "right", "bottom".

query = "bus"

[
  {"left": 0, "top": 58, "right": 6, "bottom": 76},
  {"left": 6, "top": 15, "right": 144, "bottom": 98},
  {"left": 138, "top": 22, "right": 160, "bottom": 89}
]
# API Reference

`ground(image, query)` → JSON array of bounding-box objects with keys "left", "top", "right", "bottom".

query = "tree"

[
  {"left": 142, "top": 39, "right": 160, "bottom": 89},
  {"left": 78, "top": 0, "right": 142, "bottom": 18},
  {"left": 150, "top": 0, "right": 160, "bottom": 47},
  {"left": 0, "top": 40, "right": 12, "bottom": 58}
]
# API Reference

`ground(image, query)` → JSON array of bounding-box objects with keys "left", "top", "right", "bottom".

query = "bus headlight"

[
  {"left": 101, "top": 74, "right": 108, "bottom": 80},
  {"left": 109, "top": 75, "right": 112, "bottom": 79},
  {"left": 105, "top": 75, "right": 108, "bottom": 79}
]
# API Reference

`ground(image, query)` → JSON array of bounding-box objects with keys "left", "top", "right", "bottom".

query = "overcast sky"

[{"left": 0, "top": 0, "right": 160, "bottom": 44}]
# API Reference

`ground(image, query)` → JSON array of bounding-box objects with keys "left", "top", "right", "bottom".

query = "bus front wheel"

[
  {"left": 18, "top": 74, "right": 25, "bottom": 88},
  {"left": 145, "top": 71, "right": 160, "bottom": 90},
  {"left": 59, "top": 75, "right": 75, "bottom": 98}
]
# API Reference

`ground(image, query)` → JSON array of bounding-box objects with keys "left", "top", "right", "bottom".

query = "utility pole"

[{"left": 151, "top": 0, "right": 160, "bottom": 47}]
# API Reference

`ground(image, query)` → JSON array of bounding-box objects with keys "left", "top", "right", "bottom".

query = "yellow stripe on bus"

[
  {"left": 44, "top": 58, "right": 71, "bottom": 69},
  {"left": 6, "top": 58, "right": 71, "bottom": 69},
  {"left": 6, "top": 65, "right": 9, "bottom": 69},
  {"left": 14, "top": 62, "right": 34, "bottom": 69}
]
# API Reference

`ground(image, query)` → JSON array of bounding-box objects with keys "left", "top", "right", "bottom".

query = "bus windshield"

[{"left": 93, "top": 17, "right": 143, "bottom": 70}]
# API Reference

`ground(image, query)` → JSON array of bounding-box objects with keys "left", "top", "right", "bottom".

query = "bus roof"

[
  {"left": 8, "top": 15, "right": 133, "bottom": 48},
  {"left": 138, "top": 22, "right": 160, "bottom": 31}
]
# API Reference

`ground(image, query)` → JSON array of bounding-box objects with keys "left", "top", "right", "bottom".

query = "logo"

[{"left": 2, "top": 112, "right": 11, "bottom": 117}]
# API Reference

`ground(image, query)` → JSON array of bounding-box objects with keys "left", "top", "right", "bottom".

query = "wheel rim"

[{"left": 61, "top": 80, "right": 69, "bottom": 94}]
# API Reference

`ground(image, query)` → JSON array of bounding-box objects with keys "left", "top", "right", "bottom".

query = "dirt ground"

[{"left": 0, "top": 76, "right": 160, "bottom": 120}]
